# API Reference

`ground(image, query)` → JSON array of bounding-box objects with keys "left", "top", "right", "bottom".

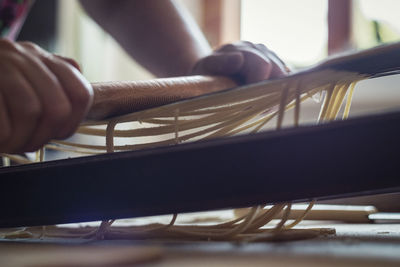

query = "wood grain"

[{"left": 88, "top": 76, "right": 237, "bottom": 120}]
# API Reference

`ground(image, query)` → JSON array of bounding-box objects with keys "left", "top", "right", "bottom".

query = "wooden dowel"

[{"left": 87, "top": 75, "right": 237, "bottom": 120}]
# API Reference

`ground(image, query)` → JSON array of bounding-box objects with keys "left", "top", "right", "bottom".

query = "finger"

[
  {"left": 255, "top": 44, "right": 289, "bottom": 77},
  {"left": 40, "top": 56, "right": 93, "bottom": 139},
  {"left": 218, "top": 42, "right": 288, "bottom": 79},
  {"left": 54, "top": 54, "right": 82, "bottom": 72},
  {"left": 215, "top": 43, "right": 238, "bottom": 52},
  {"left": 193, "top": 51, "right": 244, "bottom": 75},
  {"left": 0, "top": 66, "right": 41, "bottom": 152},
  {"left": 236, "top": 43, "right": 287, "bottom": 78},
  {"left": 19, "top": 43, "right": 92, "bottom": 141},
  {"left": 217, "top": 41, "right": 258, "bottom": 53},
  {"left": 12, "top": 44, "right": 73, "bottom": 151},
  {"left": 239, "top": 51, "right": 273, "bottom": 83},
  {"left": 20, "top": 42, "right": 82, "bottom": 72}
]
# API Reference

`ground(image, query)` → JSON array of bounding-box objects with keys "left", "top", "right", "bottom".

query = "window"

[{"left": 241, "top": 0, "right": 328, "bottom": 67}]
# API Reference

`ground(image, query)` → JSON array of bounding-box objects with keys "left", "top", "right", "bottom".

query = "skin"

[
  {"left": 0, "top": 0, "right": 288, "bottom": 153},
  {"left": 79, "top": 0, "right": 289, "bottom": 81},
  {"left": 192, "top": 41, "right": 290, "bottom": 84},
  {"left": 0, "top": 40, "right": 93, "bottom": 153}
]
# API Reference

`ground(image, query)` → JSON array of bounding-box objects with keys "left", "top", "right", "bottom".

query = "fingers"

[
  {"left": 0, "top": 60, "right": 41, "bottom": 152},
  {"left": 193, "top": 51, "right": 244, "bottom": 76},
  {"left": 192, "top": 41, "right": 289, "bottom": 84},
  {"left": 219, "top": 42, "right": 288, "bottom": 80},
  {"left": 53, "top": 54, "right": 82, "bottom": 72},
  {"left": 11, "top": 44, "right": 73, "bottom": 151},
  {"left": 240, "top": 51, "right": 273, "bottom": 83},
  {"left": 253, "top": 43, "right": 289, "bottom": 77},
  {"left": 17, "top": 43, "right": 93, "bottom": 150},
  {"left": 0, "top": 40, "right": 92, "bottom": 153},
  {"left": 40, "top": 56, "right": 93, "bottom": 139}
]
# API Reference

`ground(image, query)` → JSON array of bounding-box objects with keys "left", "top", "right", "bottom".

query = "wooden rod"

[{"left": 88, "top": 75, "right": 237, "bottom": 120}]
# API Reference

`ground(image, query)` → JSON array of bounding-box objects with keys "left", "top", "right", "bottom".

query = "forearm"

[{"left": 80, "top": 0, "right": 211, "bottom": 77}]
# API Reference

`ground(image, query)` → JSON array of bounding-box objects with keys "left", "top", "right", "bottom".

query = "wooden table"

[{"left": 1, "top": 222, "right": 400, "bottom": 266}]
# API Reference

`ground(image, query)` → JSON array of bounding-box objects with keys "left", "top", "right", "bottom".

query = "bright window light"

[
  {"left": 359, "top": 0, "right": 400, "bottom": 32},
  {"left": 240, "top": 0, "right": 328, "bottom": 67}
]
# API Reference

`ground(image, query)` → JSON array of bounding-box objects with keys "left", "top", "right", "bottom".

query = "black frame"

[{"left": 1, "top": 110, "right": 400, "bottom": 227}]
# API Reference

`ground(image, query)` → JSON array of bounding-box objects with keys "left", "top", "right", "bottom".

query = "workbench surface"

[{"left": 1, "top": 222, "right": 400, "bottom": 266}]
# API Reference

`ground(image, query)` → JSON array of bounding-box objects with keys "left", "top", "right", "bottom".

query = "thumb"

[{"left": 54, "top": 55, "right": 82, "bottom": 72}]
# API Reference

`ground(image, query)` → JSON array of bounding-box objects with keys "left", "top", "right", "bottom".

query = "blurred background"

[{"left": 17, "top": 0, "right": 400, "bottom": 120}]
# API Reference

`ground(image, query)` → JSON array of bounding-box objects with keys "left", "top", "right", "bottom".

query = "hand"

[
  {"left": 0, "top": 39, "right": 93, "bottom": 153},
  {"left": 192, "top": 41, "right": 290, "bottom": 84}
]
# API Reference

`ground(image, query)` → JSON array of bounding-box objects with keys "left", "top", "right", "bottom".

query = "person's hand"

[
  {"left": 0, "top": 39, "right": 93, "bottom": 153},
  {"left": 192, "top": 41, "right": 290, "bottom": 84}
]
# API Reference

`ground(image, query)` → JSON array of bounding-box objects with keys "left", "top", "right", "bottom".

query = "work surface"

[{"left": 1, "top": 222, "right": 400, "bottom": 266}]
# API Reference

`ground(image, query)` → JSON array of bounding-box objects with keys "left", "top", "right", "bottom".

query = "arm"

[
  {"left": 80, "top": 0, "right": 289, "bottom": 83},
  {"left": 80, "top": 0, "right": 211, "bottom": 77}
]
